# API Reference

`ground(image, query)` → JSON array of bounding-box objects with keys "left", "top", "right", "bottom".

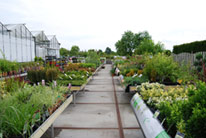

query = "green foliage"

[
  {"left": 80, "top": 63, "right": 96, "bottom": 68},
  {"left": 177, "top": 63, "right": 197, "bottom": 84},
  {"left": 134, "top": 39, "right": 164, "bottom": 55},
  {"left": 45, "top": 68, "right": 59, "bottom": 82},
  {"left": 60, "top": 47, "right": 69, "bottom": 57},
  {"left": 78, "top": 50, "right": 88, "bottom": 57},
  {"left": 27, "top": 67, "right": 59, "bottom": 84},
  {"left": 105, "top": 47, "right": 112, "bottom": 54},
  {"left": 173, "top": 40, "right": 206, "bottom": 54},
  {"left": 0, "top": 85, "right": 70, "bottom": 137},
  {"left": 115, "top": 30, "right": 151, "bottom": 56},
  {"left": 123, "top": 75, "right": 148, "bottom": 86},
  {"left": 194, "top": 53, "right": 206, "bottom": 72},
  {"left": 143, "top": 53, "right": 179, "bottom": 82},
  {"left": 70, "top": 45, "right": 80, "bottom": 57},
  {"left": 34, "top": 57, "right": 44, "bottom": 62},
  {"left": 193, "top": 53, "right": 206, "bottom": 81},
  {"left": 58, "top": 69, "right": 92, "bottom": 86},
  {"left": 0, "top": 59, "right": 19, "bottom": 72},
  {"left": 153, "top": 82, "right": 206, "bottom": 137},
  {"left": 110, "top": 68, "right": 115, "bottom": 75},
  {"left": 164, "top": 50, "right": 172, "bottom": 56},
  {"left": 85, "top": 51, "right": 101, "bottom": 67}
]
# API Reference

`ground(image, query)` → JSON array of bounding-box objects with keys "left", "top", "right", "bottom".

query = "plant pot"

[
  {"left": 48, "top": 107, "right": 53, "bottom": 115},
  {"left": 3, "top": 72, "right": 7, "bottom": 77}
]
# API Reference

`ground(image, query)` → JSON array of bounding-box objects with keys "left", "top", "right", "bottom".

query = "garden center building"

[{"left": 0, "top": 21, "right": 60, "bottom": 62}]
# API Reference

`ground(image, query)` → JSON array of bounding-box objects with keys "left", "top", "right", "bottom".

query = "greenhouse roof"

[
  {"left": 5, "top": 24, "right": 25, "bottom": 30},
  {"left": 31, "top": 31, "right": 43, "bottom": 36},
  {"left": 47, "top": 35, "right": 55, "bottom": 40}
]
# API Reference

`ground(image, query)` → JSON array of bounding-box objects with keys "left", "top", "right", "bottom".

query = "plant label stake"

[
  {"left": 68, "top": 83, "right": 72, "bottom": 90},
  {"left": 153, "top": 110, "right": 160, "bottom": 119},
  {"left": 42, "top": 80, "right": 45, "bottom": 86},
  {"left": 54, "top": 81, "right": 57, "bottom": 87},
  {"left": 69, "top": 76, "right": 72, "bottom": 80},
  {"left": 175, "top": 131, "right": 185, "bottom": 138}
]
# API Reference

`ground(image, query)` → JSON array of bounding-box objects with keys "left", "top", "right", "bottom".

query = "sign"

[
  {"left": 131, "top": 93, "right": 170, "bottom": 138},
  {"left": 175, "top": 131, "right": 185, "bottom": 138}
]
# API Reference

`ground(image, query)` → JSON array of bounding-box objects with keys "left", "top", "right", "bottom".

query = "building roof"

[
  {"left": 5, "top": 24, "right": 25, "bottom": 30},
  {"left": 47, "top": 35, "right": 55, "bottom": 40},
  {"left": 31, "top": 31, "right": 43, "bottom": 37}
]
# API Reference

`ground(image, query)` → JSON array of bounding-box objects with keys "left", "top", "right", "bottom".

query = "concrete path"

[{"left": 42, "top": 64, "right": 144, "bottom": 138}]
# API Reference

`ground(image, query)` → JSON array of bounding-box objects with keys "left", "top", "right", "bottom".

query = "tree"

[
  {"left": 97, "top": 49, "right": 104, "bottom": 56},
  {"left": 70, "top": 45, "right": 80, "bottom": 57},
  {"left": 79, "top": 50, "right": 88, "bottom": 57},
  {"left": 86, "top": 51, "right": 101, "bottom": 66},
  {"left": 115, "top": 30, "right": 151, "bottom": 56},
  {"left": 134, "top": 39, "right": 164, "bottom": 55},
  {"left": 105, "top": 47, "right": 112, "bottom": 54},
  {"left": 60, "top": 48, "right": 69, "bottom": 57}
]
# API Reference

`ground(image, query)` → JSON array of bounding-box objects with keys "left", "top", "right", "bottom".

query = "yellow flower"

[{"left": 177, "top": 79, "right": 183, "bottom": 84}]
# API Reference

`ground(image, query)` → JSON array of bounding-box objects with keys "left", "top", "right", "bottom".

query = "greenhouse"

[
  {"left": 0, "top": 22, "right": 35, "bottom": 62},
  {"left": 47, "top": 35, "right": 60, "bottom": 58},
  {"left": 31, "top": 31, "right": 49, "bottom": 60}
]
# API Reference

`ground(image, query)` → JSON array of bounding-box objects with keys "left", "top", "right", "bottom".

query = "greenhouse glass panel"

[
  {"left": 4, "top": 31, "right": 10, "bottom": 60},
  {"left": 11, "top": 34, "right": 17, "bottom": 61},
  {"left": 0, "top": 24, "right": 3, "bottom": 59}
]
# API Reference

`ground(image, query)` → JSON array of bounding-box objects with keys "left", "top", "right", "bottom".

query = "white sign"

[{"left": 131, "top": 93, "right": 170, "bottom": 138}]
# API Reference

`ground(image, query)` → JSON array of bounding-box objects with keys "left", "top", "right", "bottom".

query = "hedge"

[{"left": 173, "top": 40, "right": 206, "bottom": 54}]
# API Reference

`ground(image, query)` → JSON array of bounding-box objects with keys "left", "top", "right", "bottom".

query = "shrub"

[
  {"left": 123, "top": 75, "right": 148, "bottom": 86},
  {"left": 173, "top": 40, "right": 206, "bottom": 54},
  {"left": 45, "top": 68, "right": 59, "bottom": 82},
  {"left": 143, "top": 53, "right": 179, "bottom": 83}
]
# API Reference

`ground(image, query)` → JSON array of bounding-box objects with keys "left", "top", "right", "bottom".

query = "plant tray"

[
  {"left": 30, "top": 95, "right": 73, "bottom": 138},
  {"left": 70, "top": 64, "right": 102, "bottom": 92},
  {"left": 130, "top": 85, "right": 180, "bottom": 92}
]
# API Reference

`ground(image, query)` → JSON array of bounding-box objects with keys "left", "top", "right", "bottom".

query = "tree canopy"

[
  {"left": 105, "top": 47, "right": 112, "bottom": 54},
  {"left": 70, "top": 45, "right": 80, "bottom": 57},
  {"left": 134, "top": 39, "right": 164, "bottom": 55},
  {"left": 115, "top": 30, "right": 151, "bottom": 56},
  {"left": 60, "top": 48, "right": 69, "bottom": 57}
]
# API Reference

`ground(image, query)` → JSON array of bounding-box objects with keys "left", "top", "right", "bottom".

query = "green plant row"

[
  {"left": 0, "top": 85, "right": 70, "bottom": 138},
  {"left": 27, "top": 67, "right": 59, "bottom": 84},
  {"left": 57, "top": 70, "right": 92, "bottom": 86},
  {"left": 173, "top": 40, "right": 206, "bottom": 54},
  {"left": 0, "top": 58, "right": 42, "bottom": 73},
  {"left": 137, "top": 82, "right": 206, "bottom": 138}
]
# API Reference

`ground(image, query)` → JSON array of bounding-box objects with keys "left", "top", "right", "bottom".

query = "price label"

[
  {"left": 175, "top": 131, "right": 185, "bottom": 138},
  {"left": 69, "top": 76, "right": 73, "bottom": 80},
  {"left": 42, "top": 80, "right": 45, "bottom": 86},
  {"left": 153, "top": 110, "right": 160, "bottom": 119}
]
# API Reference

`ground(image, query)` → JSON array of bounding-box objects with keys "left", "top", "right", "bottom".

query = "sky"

[{"left": 1, "top": 0, "right": 206, "bottom": 52}]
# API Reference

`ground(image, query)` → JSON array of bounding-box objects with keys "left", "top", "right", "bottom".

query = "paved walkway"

[{"left": 43, "top": 64, "right": 144, "bottom": 138}]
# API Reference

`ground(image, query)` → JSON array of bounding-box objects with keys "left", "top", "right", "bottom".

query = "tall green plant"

[{"left": 143, "top": 53, "right": 179, "bottom": 82}]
